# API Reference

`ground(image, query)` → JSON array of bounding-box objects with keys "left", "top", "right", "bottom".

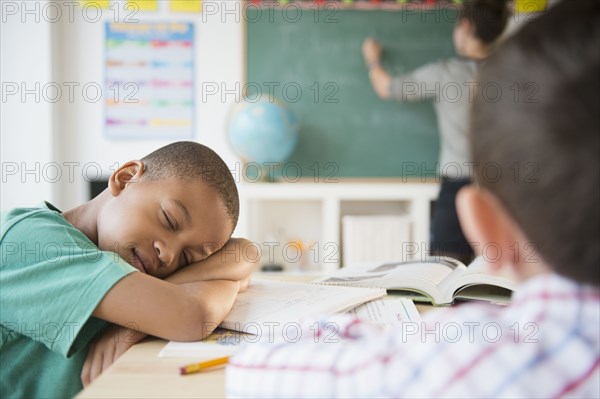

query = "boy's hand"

[
  {"left": 165, "top": 238, "right": 259, "bottom": 286},
  {"left": 81, "top": 324, "right": 147, "bottom": 387},
  {"left": 362, "top": 37, "right": 382, "bottom": 67}
]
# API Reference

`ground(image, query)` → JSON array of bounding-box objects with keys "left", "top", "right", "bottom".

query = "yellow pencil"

[{"left": 179, "top": 356, "right": 230, "bottom": 375}]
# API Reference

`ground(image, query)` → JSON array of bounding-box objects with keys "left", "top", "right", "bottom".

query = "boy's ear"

[
  {"left": 456, "top": 185, "right": 518, "bottom": 271},
  {"left": 108, "top": 160, "right": 145, "bottom": 196},
  {"left": 464, "top": 19, "right": 476, "bottom": 35},
  {"left": 456, "top": 19, "right": 473, "bottom": 35}
]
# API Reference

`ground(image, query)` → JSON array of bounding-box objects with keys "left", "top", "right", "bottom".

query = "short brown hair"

[
  {"left": 460, "top": 0, "right": 511, "bottom": 45},
  {"left": 141, "top": 141, "right": 240, "bottom": 229},
  {"left": 471, "top": 1, "right": 600, "bottom": 285}
]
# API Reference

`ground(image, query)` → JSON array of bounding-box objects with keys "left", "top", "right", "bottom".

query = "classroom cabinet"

[{"left": 236, "top": 180, "right": 440, "bottom": 273}]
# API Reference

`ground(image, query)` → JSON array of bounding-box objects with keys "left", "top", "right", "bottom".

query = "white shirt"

[{"left": 226, "top": 273, "right": 600, "bottom": 398}]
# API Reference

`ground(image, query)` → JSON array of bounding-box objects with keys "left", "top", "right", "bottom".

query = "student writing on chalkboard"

[{"left": 362, "top": 0, "right": 510, "bottom": 265}]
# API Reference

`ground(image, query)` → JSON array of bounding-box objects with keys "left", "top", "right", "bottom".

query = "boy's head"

[
  {"left": 140, "top": 141, "right": 239, "bottom": 226},
  {"left": 454, "top": 0, "right": 510, "bottom": 54},
  {"left": 97, "top": 141, "right": 239, "bottom": 279},
  {"left": 458, "top": 1, "right": 600, "bottom": 286}
]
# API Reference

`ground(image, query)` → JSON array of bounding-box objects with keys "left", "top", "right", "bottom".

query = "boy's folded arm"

[
  {"left": 164, "top": 238, "right": 260, "bottom": 285},
  {"left": 92, "top": 272, "right": 240, "bottom": 342}
]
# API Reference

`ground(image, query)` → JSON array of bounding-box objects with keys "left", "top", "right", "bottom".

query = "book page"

[
  {"left": 453, "top": 285, "right": 512, "bottom": 305},
  {"left": 220, "top": 279, "right": 385, "bottom": 338},
  {"left": 439, "top": 256, "right": 517, "bottom": 303},
  {"left": 348, "top": 298, "right": 421, "bottom": 328},
  {"left": 158, "top": 329, "right": 250, "bottom": 359},
  {"left": 319, "top": 259, "right": 459, "bottom": 286},
  {"left": 314, "top": 259, "right": 460, "bottom": 295}
]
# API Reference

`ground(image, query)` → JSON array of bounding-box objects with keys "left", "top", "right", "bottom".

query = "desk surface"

[
  {"left": 77, "top": 337, "right": 226, "bottom": 399},
  {"left": 78, "top": 274, "right": 434, "bottom": 398}
]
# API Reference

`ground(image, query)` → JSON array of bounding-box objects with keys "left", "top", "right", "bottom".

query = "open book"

[
  {"left": 159, "top": 298, "right": 420, "bottom": 358},
  {"left": 313, "top": 256, "right": 517, "bottom": 306},
  {"left": 218, "top": 279, "right": 385, "bottom": 338}
]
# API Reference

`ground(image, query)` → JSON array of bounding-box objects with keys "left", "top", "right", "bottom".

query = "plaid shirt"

[{"left": 226, "top": 273, "right": 600, "bottom": 398}]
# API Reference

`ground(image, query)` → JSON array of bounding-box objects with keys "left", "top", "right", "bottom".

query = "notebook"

[{"left": 219, "top": 279, "right": 386, "bottom": 338}]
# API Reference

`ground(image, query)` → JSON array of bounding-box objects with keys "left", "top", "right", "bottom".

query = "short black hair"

[
  {"left": 460, "top": 0, "right": 511, "bottom": 45},
  {"left": 140, "top": 141, "right": 239, "bottom": 229},
  {"left": 472, "top": 1, "right": 600, "bottom": 285}
]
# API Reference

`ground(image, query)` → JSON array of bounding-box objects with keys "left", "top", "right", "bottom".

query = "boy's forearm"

[
  {"left": 165, "top": 238, "right": 259, "bottom": 285},
  {"left": 94, "top": 273, "right": 241, "bottom": 342},
  {"left": 369, "top": 65, "right": 392, "bottom": 100},
  {"left": 183, "top": 279, "right": 241, "bottom": 340}
]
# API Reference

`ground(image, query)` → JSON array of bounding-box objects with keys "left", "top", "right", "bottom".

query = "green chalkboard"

[{"left": 246, "top": 7, "right": 458, "bottom": 178}]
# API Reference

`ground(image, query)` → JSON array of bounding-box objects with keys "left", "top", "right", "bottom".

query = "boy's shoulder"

[
  {"left": 1, "top": 202, "right": 80, "bottom": 244},
  {"left": 411, "top": 57, "right": 477, "bottom": 86},
  {"left": 2, "top": 202, "right": 61, "bottom": 220},
  {"left": 438, "top": 56, "right": 478, "bottom": 80}
]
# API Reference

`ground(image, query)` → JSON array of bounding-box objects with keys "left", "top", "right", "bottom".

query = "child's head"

[
  {"left": 139, "top": 141, "right": 239, "bottom": 226},
  {"left": 458, "top": 1, "right": 600, "bottom": 286},
  {"left": 97, "top": 141, "right": 239, "bottom": 278},
  {"left": 453, "top": 0, "right": 510, "bottom": 56}
]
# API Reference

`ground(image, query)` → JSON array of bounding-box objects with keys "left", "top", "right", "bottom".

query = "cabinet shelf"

[{"left": 236, "top": 180, "right": 440, "bottom": 272}]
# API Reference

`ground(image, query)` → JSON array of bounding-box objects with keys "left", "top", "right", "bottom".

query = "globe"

[{"left": 227, "top": 99, "right": 299, "bottom": 168}]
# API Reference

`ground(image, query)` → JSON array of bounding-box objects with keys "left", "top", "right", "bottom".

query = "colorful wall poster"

[
  {"left": 81, "top": 0, "right": 110, "bottom": 9},
  {"left": 170, "top": 0, "right": 202, "bottom": 13},
  {"left": 126, "top": 0, "right": 158, "bottom": 12},
  {"left": 105, "top": 22, "right": 195, "bottom": 139}
]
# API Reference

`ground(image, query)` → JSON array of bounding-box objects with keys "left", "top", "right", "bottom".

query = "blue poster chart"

[{"left": 104, "top": 22, "right": 195, "bottom": 139}]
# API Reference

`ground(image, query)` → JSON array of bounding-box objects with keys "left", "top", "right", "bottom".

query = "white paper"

[
  {"left": 158, "top": 329, "right": 249, "bottom": 359},
  {"left": 347, "top": 298, "right": 421, "bottom": 328},
  {"left": 220, "top": 279, "right": 385, "bottom": 337}
]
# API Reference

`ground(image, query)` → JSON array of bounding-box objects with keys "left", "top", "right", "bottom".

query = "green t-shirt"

[{"left": 0, "top": 202, "right": 137, "bottom": 398}]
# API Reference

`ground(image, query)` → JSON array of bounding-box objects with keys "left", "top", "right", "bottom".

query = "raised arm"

[
  {"left": 362, "top": 38, "right": 392, "bottom": 100},
  {"left": 362, "top": 37, "right": 444, "bottom": 103}
]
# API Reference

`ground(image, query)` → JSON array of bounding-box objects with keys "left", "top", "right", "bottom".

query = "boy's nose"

[{"left": 153, "top": 240, "right": 176, "bottom": 269}]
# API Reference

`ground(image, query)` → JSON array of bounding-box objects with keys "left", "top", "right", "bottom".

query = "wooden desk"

[
  {"left": 77, "top": 337, "right": 226, "bottom": 399},
  {"left": 78, "top": 274, "right": 434, "bottom": 398}
]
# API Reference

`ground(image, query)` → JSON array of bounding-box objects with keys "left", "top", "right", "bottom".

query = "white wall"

[
  {"left": 54, "top": 0, "right": 244, "bottom": 210},
  {"left": 1, "top": 0, "right": 55, "bottom": 210},
  {"left": 1, "top": 0, "right": 244, "bottom": 211}
]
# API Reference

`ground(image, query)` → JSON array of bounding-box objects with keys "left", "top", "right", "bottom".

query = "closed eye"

[
  {"left": 180, "top": 251, "right": 190, "bottom": 268},
  {"left": 163, "top": 210, "right": 175, "bottom": 231}
]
